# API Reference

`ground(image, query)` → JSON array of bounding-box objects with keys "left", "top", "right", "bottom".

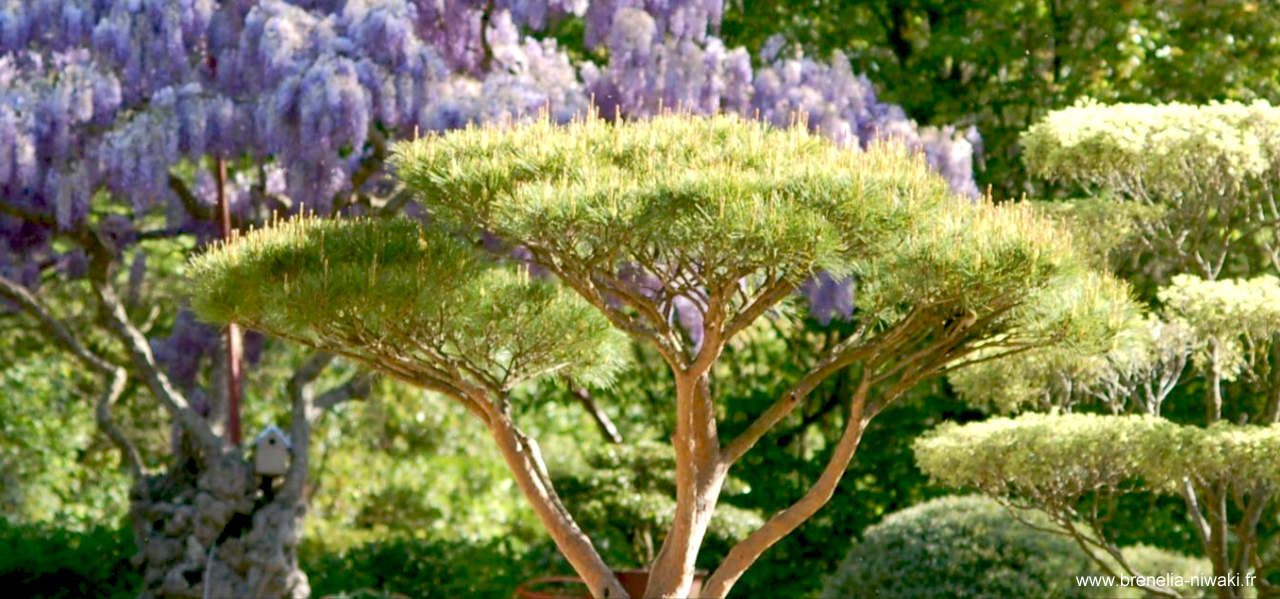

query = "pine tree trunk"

[{"left": 129, "top": 443, "right": 309, "bottom": 599}]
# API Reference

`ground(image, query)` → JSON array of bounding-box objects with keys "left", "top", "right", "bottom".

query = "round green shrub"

[{"left": 819, "top": 495, "right": 1110, "bottom": 599}]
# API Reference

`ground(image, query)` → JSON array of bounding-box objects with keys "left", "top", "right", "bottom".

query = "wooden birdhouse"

[{"left": 253, "top": 425, "right": 292, "bottom": 477}]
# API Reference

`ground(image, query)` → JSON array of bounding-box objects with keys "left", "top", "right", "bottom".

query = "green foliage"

[
  {"left": 303, "top": 381, "right": 543, "bottom": 543},
  {"left": 947, "top": 313, "right": 1190, "bottom": 412},
  {"left": 960, "top": 98, "right": 1280, "bottom": 598},
  {"left": 723, "top": 0, "right": 1280, "bottom": 198},
  {"left": 0, "top": 240, "right": 194, "bottom": 529},
  {"left": 550, "top": 442, "right": 765, "bottom": 566},
  {"left": 948, "top": 274, "right": 1280, "bottom": 411},
  {"left": 819, "top": 495, "right": 1109, "bottom": 599},
  {"left": 301, "top": 534, "right": 561, "bottom": 599},
  {"left": 945, "top": 346, "right": 1104, "bottom": 413},
  {"left": 1182, "top": 423, "right": 1280, "bottom": 491},
  {"left": 0, "top": 521, "right": 564, "bottom": 599},
  {"left": 0, "top": 520, "right": 140, "bottom": 599},
  {"left": 1021, "top": 100, "right": 1280, "bottom": 283},
  {"left": 1159, "top": 275, "right": 1280, "bottom": 379},
  {"left": 0, "top": 350, "right": 129, "bottom": 526},
  {"left": 916, "top": 413, "right": 1183, "bottom": 498},
  {"left": 1022, "top": 100, "right": 1280, "bottom": 199},
  {"left": 1029, "top": 198, "right": 1166, "bottom": 271},
  {"left": 189, "top": 216, "right": 628, "bottom": 391},
  {"left": 914, "top": 413, "right": 1280, "bottom": 502}
]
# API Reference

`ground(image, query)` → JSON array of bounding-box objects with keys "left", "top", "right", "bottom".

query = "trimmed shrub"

[{"left": 819, "top": 496, "right": 1110, "bottom": 599}]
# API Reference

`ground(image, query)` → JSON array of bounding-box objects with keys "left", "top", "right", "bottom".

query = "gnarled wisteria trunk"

[
  {"left": 0, "top": 264, "right": 365, "bottom": 598},
  {"left": 128, "top": 447, "right": 309, "bottom": 599}
]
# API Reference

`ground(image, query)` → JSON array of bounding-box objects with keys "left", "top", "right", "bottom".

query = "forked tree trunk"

[
  {"left": 129, "top": 438, "right": 309, "bottom": 599},
  {"left": 643, "top": 371, "right": 727, "bottom": 599}
]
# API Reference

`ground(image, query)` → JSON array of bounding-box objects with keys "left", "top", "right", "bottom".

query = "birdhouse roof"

[{"left": 254, "top": 424, "right": 292, "bottom": 449}]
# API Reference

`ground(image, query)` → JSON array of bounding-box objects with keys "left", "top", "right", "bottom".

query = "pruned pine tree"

[
  {"left": 191, "top": 113, "right": 1130, "bottom": 599},
  {"left": 923, "top": 101, "right": 1280, "bottom": 599}
]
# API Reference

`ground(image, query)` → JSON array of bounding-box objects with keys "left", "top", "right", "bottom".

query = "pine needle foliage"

[
  {"left": 393, "top": 113, "right": 929, "bottom": 285},
  {"left": 392, "top": 113, "right": 1133, "bottom": 362},
  {"left": 188, "top": 216, "right": 628, "bottom": 393}
]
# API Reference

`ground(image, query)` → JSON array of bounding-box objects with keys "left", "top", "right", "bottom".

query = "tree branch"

[
  {"left": 314, "top": 372, "right": 376, "bottom": 414},
  {"left": 721, "top": 277, "right": 795, "bottom": 342},
  {"left": 773, "top": 380, "right": 845, "bottom": 449},
  {"left": 1001, "top": 501, "right": 1181, "bottom": 599},
  {"left": 570, "top": 384, "right": 623, "bottom": 444},
  {"left": 483, "top": 404, "right": 627, "bottom": 599},
  {"left": 228, "top": 310, "right": 491, "bottom": 422},
  {"left": 720, "top": 308, "right": 925, "bottom": 466},
  {"left": 702, "top": 374, "right": 873, "bottom": 599},
  {"left": 1266, "top": 337, "right": 1280, "bottom": 424},
  {"left": 0, "top": 273, "right": 116, "bottom": 373},
  {"left": 92, "top": 265, "right": 224, "bottom": 453},
  {"left": 170, "top": 174, "right": 213, "bottom": 220},
  {"left": 0, "top": 200, "right": 55, "bottom": 225},
  {"left": 280, "top": 352, "right": 333, "bottom": 502},
  {"left": 374, "top": 188, "right": 415, "bottom": 217},
  {"left": 1068, "top": 515, "right": 1182, "bottom": 599},
  {"left": 541, "top": 254, "right": 682, "bottom": 366},
  {"left": 1234, "top": 485, "right": 1270, "bottom": 583},
  {"left": 98, "top": 366, "right": 146, "bottom": 479},
  {"left": 0, "top": 270, "right": 153, "bottom": 478},
  {"left": 645, "top": 370, "right": 724, "bottom": 598}
]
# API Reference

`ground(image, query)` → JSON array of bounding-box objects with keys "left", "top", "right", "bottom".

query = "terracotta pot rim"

[{"left": 513, "top": 569, "right": 710, "bottom": 599}]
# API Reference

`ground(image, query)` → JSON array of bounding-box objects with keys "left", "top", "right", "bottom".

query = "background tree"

[
  {"left": 194, "top": 113, "right": 1132, "bottom": 598},
  {"left": 718, "top": 0, "right": 1280, "bottom": 198},
  {"left": 916, "top": 101, "right": 1280, "bottom": 599}
]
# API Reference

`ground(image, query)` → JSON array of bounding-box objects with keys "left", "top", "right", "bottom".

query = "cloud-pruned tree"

[{"left": 919, "top": 101, "right": 1280, "bottom": 599}]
